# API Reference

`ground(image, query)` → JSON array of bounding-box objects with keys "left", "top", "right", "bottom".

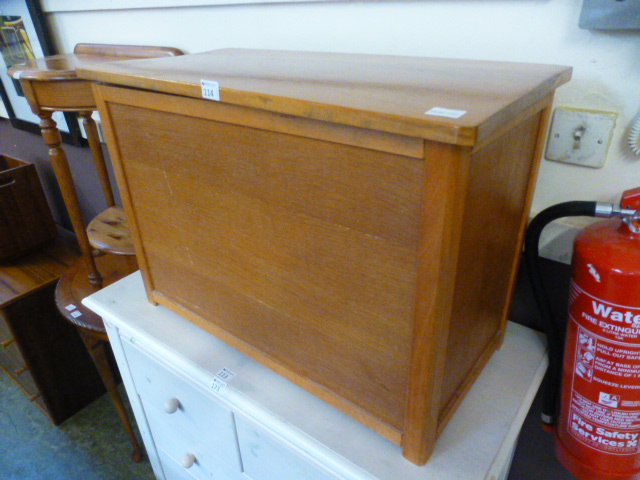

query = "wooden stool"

[{"left": 8, "top": 43, "right": 183, "bottom": 462}]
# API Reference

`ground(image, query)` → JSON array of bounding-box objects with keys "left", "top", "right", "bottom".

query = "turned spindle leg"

[
  {"left": 79, "top": 330, "right": 144, "bottom": 463},
  {"left": 38, "top": 112, "right": 103, "bottom": 289}
]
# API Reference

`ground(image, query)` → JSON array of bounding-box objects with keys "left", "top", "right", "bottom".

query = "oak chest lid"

[{"left": 78, "top": 48, "right": 571, "bottom": 146}]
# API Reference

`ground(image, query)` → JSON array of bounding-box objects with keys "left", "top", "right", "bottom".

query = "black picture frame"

[
  {"left": 0, "top": 0, "right": 83, "bottom": 145},
  {"left": 0, "top": 67, "right": 12, "bottom": 117}
]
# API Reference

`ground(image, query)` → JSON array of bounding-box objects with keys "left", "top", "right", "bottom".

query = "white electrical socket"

[{"left": 545, "top": 107, "right": 617, "bottom": 168}]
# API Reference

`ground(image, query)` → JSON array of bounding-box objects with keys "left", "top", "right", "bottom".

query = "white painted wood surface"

[{"left": 83, "top": 271, "right": 548, "bottom": 480}]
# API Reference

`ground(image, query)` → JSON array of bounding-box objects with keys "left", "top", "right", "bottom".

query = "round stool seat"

[{"left": 87, "top": 206, "right": 136, "bottom": 256}]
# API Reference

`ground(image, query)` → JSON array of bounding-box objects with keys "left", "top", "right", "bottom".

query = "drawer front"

[
  {"left": 236, "top": 416, "right": 341, "bottom": 480},
  {"left": 32, "top": 79, "right": 96, "bottom": 110},
  {"left": 157, "top": 447, "right": 197, "bottom": 480},
  {"left": 145, "top": 404, "right": 245, "bottom": 480},
  {"left": 121, "top": 339, "right": 242, "bottom": 472},
  {"left": 156, "top": 443, "right": 245, "bottom": 480}
]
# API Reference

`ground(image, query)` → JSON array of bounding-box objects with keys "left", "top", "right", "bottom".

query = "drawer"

[
  {"left": 157, "top": 446, "right": 196, "bottom": 480},
  {"left": 144, "top": 404, "right": 245, "bottom": 480},
  {"left": 236, "top": 416, "right": 341, "bottom": 480},
  {"left": 120, "top": 338, "right": 243, "bottom": 472},
  {"left": 156, "top": 443, "right": 245, "bottom": 480}
]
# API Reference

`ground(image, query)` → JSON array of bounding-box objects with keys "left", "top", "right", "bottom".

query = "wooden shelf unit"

[{"left": 0, "top": 233, "right": 105, "bottom": 424}]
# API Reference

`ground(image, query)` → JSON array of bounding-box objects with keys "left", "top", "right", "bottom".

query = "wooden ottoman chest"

[{"left": 78, "top": 49, "right": 570, "bottom": 464}]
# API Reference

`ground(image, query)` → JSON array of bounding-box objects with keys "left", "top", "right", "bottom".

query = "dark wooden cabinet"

[
  {"left": 0, "top": 155, "right": 58, "bottom": 260},
  {"left": 0, "top": 233, "right": 105, "bottom": 424}
]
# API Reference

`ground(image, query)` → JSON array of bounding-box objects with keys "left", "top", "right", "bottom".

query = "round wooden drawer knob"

[
  {"left": 181, "top": 453, "right": 197, "bottom": 469},
  {"left": 163, "top": 397, "right": 181, "bottom": 414}
]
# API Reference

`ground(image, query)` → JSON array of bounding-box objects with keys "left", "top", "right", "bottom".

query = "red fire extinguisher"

[{"left": 526, "top": 187, "right": 640, "bottom": 480}]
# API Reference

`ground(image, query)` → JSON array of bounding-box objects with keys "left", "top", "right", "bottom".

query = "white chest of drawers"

[{"left": 83, "top": 272, "right": 547, "bottom": 480}]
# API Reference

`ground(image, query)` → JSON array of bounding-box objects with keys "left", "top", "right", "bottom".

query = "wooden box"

[
  {"left": 0, "top": 232, "right": 105, "bottom": 424},
  {"left": 0, "top": 155, "right": 57, "bottom": 259},
  {"left": 78, "top": 49, "right": 571, "bottom": 464}
]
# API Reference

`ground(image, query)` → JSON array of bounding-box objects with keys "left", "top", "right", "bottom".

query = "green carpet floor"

[{"left": 0, "top": 372, "right": 154, "bottom": 480}]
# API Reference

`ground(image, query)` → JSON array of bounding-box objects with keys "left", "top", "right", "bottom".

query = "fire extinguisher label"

[{"left": 567, "top": 282, "right": 640, "bottom": 454}]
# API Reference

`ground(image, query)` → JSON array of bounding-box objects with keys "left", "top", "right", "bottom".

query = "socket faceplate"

[{"left": 545, "top": 107, "right": 617, "bottom": 168}]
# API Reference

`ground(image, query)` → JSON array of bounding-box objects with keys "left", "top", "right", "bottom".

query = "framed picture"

[
  {"left": 0, "top": 0, "right": 83, "bottom": 145},
  {"left": 0, "top": 70, "right": 11, "bottom": 118}
]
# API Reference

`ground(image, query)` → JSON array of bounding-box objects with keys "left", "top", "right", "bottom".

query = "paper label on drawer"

[
  {"left": 425, "top": 107, "right": 467, "bottom": 119},
  {"left": 211, "top": 377, "right": 228, "bottom": 393},
  {"left": 201, "top": 80, "right": 220, "bottom": 101},
  {"left": 216, "top": 368, "right": 236, "bottom": 382}
]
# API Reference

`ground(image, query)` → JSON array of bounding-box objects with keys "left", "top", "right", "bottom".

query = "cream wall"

[{"left": 42, "top": 0, "right": 640, "bottom": 215}]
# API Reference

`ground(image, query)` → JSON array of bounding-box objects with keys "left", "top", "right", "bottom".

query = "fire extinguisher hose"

[{"left": 524, "top": 201, "right": 599, "bottom": 426}]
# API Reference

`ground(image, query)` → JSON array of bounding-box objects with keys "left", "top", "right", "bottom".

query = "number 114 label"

[{"left": 201, "top": 80, "right": 220, "bottom": 101}]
